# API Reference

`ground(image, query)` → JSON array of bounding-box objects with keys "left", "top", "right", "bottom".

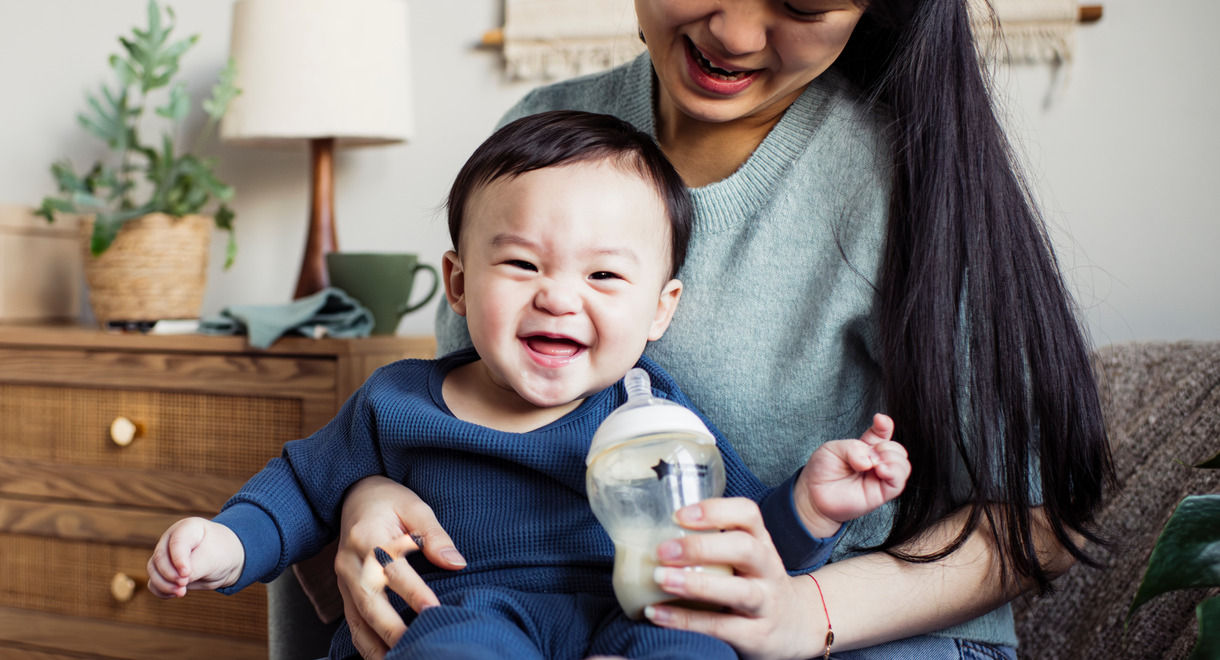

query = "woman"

[{"left": 331, "top": 0, "right": 1114, "bottom": 657}]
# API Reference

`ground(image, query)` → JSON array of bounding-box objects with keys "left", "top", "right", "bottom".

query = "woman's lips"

[{"left": 684, "top": 37, "right": 759, "bottom": 95}]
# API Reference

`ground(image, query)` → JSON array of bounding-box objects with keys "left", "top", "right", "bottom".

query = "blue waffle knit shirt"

[{"left": 215, "top": 349, "right": 837, "bottom": 657}]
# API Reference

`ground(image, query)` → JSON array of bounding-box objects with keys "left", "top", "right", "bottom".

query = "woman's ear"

[
  {"left": 647, "top": 279, "right": 683, "bottom": 341},
  {"left": 442, "top": 250, "right": 467, "bottom": 317}
]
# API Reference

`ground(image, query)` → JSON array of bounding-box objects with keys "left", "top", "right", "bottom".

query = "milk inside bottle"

[{"left": 585, "top": 368, "right": 729, "bottom": 619}]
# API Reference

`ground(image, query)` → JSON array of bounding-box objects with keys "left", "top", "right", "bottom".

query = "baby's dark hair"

[{"left": 447, "top": 110, "right": 692, "bottom": 278}]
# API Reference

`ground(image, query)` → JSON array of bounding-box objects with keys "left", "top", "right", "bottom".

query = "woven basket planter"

[{"left": 79, "top": 213, "right": 212, "bottom": 325}]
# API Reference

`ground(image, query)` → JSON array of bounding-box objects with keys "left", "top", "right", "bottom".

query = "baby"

[{"left": 148, "top": 110, "right": 909, "bottom": 659}]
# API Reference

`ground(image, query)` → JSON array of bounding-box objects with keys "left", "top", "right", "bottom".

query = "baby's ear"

[
  {"left": 647, "top": 279, "right": 683, "bottom": 341},
  {"left": 442, "top": 250, "right": 467, "bottom": 316}
]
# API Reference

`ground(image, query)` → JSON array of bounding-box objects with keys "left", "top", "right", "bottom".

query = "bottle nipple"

[{"left": 623, "top": 368, "right": 652, "bottom": 406}]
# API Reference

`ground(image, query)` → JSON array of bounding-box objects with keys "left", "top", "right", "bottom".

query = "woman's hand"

[
  {"left": 335, "top": 476, "right": 467, "bottom": 659},
  {"left": 643, "top": 498, "right": 826, "bottom": 660}
]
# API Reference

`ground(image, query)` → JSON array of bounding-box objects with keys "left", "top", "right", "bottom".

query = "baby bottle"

[{"left": 586, "top": 368, "right": 728, "bottom": 619}]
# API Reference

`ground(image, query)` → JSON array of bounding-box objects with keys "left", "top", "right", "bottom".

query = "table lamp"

[{"left": 221, "top": 0, "right": 413, "bottom": 298}]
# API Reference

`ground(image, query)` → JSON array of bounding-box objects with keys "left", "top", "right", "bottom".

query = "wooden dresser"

[{"left": 0, "top": 324, "right": 434, "bottom": 659}]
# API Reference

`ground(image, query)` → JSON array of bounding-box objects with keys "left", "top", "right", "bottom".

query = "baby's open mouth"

[
  {"left": 687, "top": 37, "right": 757, "bottom": 81},
  {"left": 523, "top": 335, "right": 586, "bottom": 358}
]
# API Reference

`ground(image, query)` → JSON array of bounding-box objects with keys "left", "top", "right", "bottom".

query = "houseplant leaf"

[
  {"left": 202, "top": 58, "right": 240, "bottom": 120},
  {"left": 1190, "top": 596, "right": 1220, "bottom": 660},
  {"left": 216, "top": 204, "right": 236, "bottom": 269},
  {"left": 1129, "top": 494, "right": 1220, "bottom": 617},
  {"left": 1197, "top": 451, "right": 1220, "bottom": 470},
  {"left": 155, "top": 81, "right": 190, "bottom": 121},
  {"left": 77, "top": 86, "right": 134, "bottom": 150},
  {"left": 35, "top": 197, "right": 77, "bottom": 222}
]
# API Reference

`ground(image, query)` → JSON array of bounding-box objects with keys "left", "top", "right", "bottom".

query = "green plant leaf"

[
  {"left": 1198, "top": 451, "right": 1220, "bottom": 470},
  {"left": 109, "top": 53, "right": 138, "bottom": 87},
  {"left": 71, "top": 191, "right": 108, "bottom": 210},
  {"left": 155, "top": 81, "right": 190, "bottom": 121},
  {"left": 83, "top": 163, "right": 132, "bottom": 202},
  {"left": 202, "top": 57, "right": 241, "bottom": 120},
  {"left": 123, "top": 1, "right": 197, "bottom": 94},
  {"left": 36, "top": 197, "right": 77, "bottom": 222},
  {"left": 1189, "top": 595, "right": 1220, "bottom": 660},
  {"left": 215, "top": 203, "right": 236, "bottom": 269},
  {"left": 49, "top": 161, "right": 87, "bottom": 194},
  {"left": 90, "top": 212, "right": 124, "bottom": 256},
  {"left": 78, "top": 86, "right": 132, "bottom": 150},
  {"left": 1130, "top": 494, "right": 1220, "bottom": 618}
]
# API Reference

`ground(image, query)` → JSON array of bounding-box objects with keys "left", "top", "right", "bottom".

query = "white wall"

[{"left": 2, "top": 0, "right": 1216, "bottom": 342}]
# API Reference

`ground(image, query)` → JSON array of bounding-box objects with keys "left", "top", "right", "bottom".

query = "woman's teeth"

[{"left": 690, "top": 42, "right": 750, "bottom": 80}]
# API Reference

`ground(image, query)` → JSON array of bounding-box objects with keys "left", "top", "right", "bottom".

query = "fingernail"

[
  {"left": 441, "top": 548, "right": 467, "bottom": 567},
  {"left": 654, "top": 566, "right": 685, "bottom": 589},
  {"left": 374, "top": 546, "right": 393, "bottom": 567},
  {"left": 675, "top": 505, "right": 703, "bottom": 523},
  {"left": 644, "top": 604, "right": 671, "bottom": 623},
  {"left": 656, "top": 540, "right": 682, "bottom": 561}
]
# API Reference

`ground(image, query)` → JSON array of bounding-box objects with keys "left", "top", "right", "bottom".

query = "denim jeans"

[{"left": 835, "top": 635, "right": 1018, "bottom": 659}]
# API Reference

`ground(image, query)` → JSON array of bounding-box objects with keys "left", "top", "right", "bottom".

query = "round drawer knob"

[
  {"left": 110, "top": 416, "right": 139, "bottom": 447},
  {"left": 110, "top": 572, "right": 137, "bottom": 603}
]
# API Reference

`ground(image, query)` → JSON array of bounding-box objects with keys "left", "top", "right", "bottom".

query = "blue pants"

[
  {"left": 384, "top": 586, "right": 736, "bottom": 660},
  {"left": 836, "top": 635, "right": 1018, "bottom": 659}
]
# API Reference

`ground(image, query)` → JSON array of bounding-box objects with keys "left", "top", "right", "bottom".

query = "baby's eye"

[
  {"left": 589, "top": 271, "right": 622, "bottom": 281},
  {"left": 505, "top": 259, "right": 537, "bottom": 272}
]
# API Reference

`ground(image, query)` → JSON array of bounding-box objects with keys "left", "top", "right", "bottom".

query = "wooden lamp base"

[{"left": 294, "top": 137, "right": 337, "bottom": 299}]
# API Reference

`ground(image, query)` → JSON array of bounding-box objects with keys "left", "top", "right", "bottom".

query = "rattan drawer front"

[
  {"left": 0, "top": 383, "right": 300, "bottom": 479},
  {"left": 0, "top": 532, "right": 266, "bottom": 644}
]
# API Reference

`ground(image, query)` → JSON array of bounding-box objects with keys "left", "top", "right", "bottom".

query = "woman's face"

[{"left": 636, "top": 0, "right": 865, "bottom": 127}]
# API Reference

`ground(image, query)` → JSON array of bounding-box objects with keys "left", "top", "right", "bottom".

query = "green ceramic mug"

[{"left": 325, "top": 252, "right": 440, "bottom": 335}]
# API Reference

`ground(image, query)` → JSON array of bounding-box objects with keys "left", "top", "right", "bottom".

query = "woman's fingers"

[
  {"left": 382, "top": 551, "right": 442, "bottom": 614},
  {"left": 644, "top": 599, "right": 758, "bottom": 641},
  {"left": 339, "top": 567, "right": 393, "bottom": 660},
  {"left": 653, "top": 564, "right": 768, "bottom": 615},
  {"left": 404, "top": 520, "right": 467, "bottom": 570},
  {"left": 673, "top": 497, "right": 769, "bottom": 538}
]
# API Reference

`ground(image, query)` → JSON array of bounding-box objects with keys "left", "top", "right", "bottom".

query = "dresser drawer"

[
  {"left": 0, "top": 382, "right": 299, "bottom": 478},
  {"left": 0, "top": 532, "right": 266, "bottom": 643}
]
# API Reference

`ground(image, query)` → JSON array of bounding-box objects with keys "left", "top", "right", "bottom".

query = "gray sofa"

[
  {"left": 1013, "top": 341, "right": 1220, "bottom": 658},
  {"left": 269, "top": 341, "right": 1220, "bottom": 659}
]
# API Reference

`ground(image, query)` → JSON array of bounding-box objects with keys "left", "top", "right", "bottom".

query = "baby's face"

[{"left": 448, "top": 159, "right": 681, "bottom": 409}]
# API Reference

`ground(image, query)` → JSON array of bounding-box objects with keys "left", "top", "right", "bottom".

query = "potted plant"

[
  {"left": 1128, "top": 450, "right": 1220, "bottom": 659},
  {"left": 36, "top": 0, "right": 239, "bottom": 325}
]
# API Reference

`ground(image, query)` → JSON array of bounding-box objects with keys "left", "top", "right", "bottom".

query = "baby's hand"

[
  {"left": 146, "top": 517, "right": 245, "bottom": 599},
  {"left": 794, "top": 414, "right": 910, "bottom": 538}
]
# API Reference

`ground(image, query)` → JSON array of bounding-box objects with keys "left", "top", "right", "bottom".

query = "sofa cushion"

[{"left": 1013, "top": 341, "right": 1220, "bottom": 658}]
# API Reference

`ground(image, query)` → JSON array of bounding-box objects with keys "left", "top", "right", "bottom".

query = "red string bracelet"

[{"left": 808, "top": 574, "right": 834, "bottom": 659}]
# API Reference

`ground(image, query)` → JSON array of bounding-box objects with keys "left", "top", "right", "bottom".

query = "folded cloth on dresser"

[{"left": 200, "top": 287, "right": 373, "bottom": 349}]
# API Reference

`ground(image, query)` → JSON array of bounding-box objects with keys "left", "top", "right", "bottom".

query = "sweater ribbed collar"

[{"left": 615, "top": 53, "right": 838, "bottom": 234}]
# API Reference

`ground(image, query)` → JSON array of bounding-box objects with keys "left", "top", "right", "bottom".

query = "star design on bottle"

[{"left": 651, "top": 459, "right": 709, "bottom": 480}]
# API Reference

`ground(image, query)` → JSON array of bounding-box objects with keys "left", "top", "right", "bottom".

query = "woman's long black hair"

[{"left": 837, "top": 0, "right": 1115, "bottom": 591}]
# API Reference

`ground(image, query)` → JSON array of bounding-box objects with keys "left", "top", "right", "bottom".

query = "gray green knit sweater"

[{"left": 436, "top": 53, "right": 1017, "bottom": 648}]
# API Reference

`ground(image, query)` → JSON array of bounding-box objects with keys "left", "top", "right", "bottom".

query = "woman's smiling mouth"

[{"left": 683, "top": 36, "right": 760, "bottom": 94}]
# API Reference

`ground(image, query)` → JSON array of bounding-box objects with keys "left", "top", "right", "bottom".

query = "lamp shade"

[{"left": 221, "top": 0, "right": 413, "bottom": 147}]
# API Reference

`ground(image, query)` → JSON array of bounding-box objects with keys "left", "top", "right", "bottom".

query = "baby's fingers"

[
  {"left": 842, "top": 440, "right": 881, "bottom": 474},
  {"left": 146, "top": 554, "right": 185, "bottom": 598},
  {"left": 165, "top": 519, "right": 208, "bottom": 575},
  {"left": 147, "top": 534, "right": 187, "bottom": 598},
  {"left": 873, "top": 443, "right": 912, "bottom": 493},
  {"left": 860, "top": 413, "right": 895, "bottom": 445}
]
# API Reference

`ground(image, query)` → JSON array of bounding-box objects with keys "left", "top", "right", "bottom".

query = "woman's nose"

[
  {"left": 533, "top": 279, "right": 581, "bottom": 315},
  {"left": 707, "top": 2, "right": 769, "bottom": 56}
]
